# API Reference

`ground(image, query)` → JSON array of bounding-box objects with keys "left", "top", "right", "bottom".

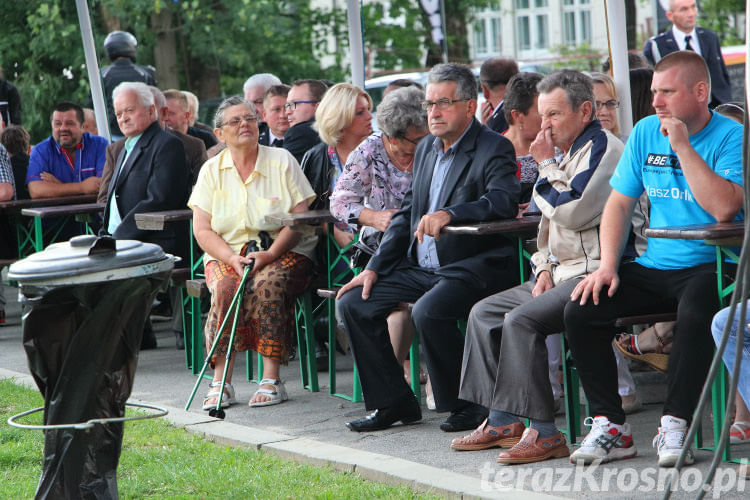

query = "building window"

[
  {"left": 517, "top": 15, "right": 531, "bottom": 50},
  {"left": 515, "top": 0, "right": 530, "bottom": 8},
  {"left": 536, "top": 14, "right": 548, "bottom": 49},
  {"left": 580, "top": 10, "right": 591, "bottom": 43},
  {"left": 563, "top": 12, "right": 576, "bottom": 45},
  {"left": 563, "top": 0, "right": 591, "bottom": 46},
  {"left": 490, "top": 18, "right": 502, "bottom": 53},
  {"left": 474, "top": 18, "right": 488, "bottom": 55}
]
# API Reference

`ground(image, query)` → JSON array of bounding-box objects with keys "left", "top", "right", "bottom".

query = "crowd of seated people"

[{"left": 2, "top": 42, "right": 748, "bottom": 481}]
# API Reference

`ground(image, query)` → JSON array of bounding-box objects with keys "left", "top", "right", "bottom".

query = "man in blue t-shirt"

[
  {"left": 564, "top": 51, "right": 744, "bottom": 468},
  {"left": 26, "top": 102, "right": 108, "bottom": 199}
]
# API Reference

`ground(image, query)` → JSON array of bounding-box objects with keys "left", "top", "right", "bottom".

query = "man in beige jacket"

[{"left": 451, "top": 70, "right": 624, "bottom": 464}]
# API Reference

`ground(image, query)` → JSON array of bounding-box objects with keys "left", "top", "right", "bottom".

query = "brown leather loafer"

[
  {"left": 496, "top": 428, "right": 570, "bottom": 464},
  {"left": 450, "top": 419, "right": 525, "bottom": 451}
]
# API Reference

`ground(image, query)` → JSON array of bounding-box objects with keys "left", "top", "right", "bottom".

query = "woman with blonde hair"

[
  {"left": 589, "top": 72, "right": 621, "bottom": 139},
  {"left": 300, "top": 83, "right": 372, "bottom": 249}
]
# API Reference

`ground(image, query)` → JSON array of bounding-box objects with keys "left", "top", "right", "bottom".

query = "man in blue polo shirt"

[
  {"left": 27, "top": 102, "right": 108, "bottom": 198},
  {"left": 565, "top": 51, "right": 743, "bottom": 468}
]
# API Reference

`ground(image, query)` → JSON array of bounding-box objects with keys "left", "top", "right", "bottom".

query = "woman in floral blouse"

[{"left": 330, "top": 85, "right": 430, "bottom": 395}]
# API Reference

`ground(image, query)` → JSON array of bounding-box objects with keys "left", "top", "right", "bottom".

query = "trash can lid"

[{"left": 8, "top": 235, "right": 174, "bottom": 285}]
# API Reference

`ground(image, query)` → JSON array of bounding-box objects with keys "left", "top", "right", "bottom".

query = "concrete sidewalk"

[{"left": 1, "top": 284, "right": 748, "bottom": 499}]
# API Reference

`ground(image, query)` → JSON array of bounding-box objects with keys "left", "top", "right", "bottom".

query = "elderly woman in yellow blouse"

[{"left": 189, "top": 95, "right": 317, "bottom": 409}]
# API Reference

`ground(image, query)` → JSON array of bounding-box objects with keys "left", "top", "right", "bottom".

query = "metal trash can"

[{"left": 7, "top": 235, "right": 174, "bottom": 500}]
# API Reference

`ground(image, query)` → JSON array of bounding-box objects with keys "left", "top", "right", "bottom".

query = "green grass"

[{"left": 0, "top": 378, "right": 437, "bottom": 499}]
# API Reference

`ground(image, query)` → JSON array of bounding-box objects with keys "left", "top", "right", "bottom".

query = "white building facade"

[{"left": 468, "top": 0, "right": 657, "bottom": 65}]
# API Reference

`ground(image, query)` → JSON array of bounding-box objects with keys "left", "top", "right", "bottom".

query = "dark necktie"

[
  {"left": 272, "top": 138, "right": 284, "bottom": 148},
  {"left": 684, "top": 35, "right": 694, "bottom": 51}
]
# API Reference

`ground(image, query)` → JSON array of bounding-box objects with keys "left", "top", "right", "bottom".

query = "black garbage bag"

[{"left": 20, "top": 272, "right": 169, "bottom": 500}]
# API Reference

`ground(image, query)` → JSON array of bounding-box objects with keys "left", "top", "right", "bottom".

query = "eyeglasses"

[
  {"left": 221, "top": 115, "right": 258, "bottom": 128},
  {"left": 284, "top": 100, "right": 319, "bottom": 111},
  {"left": 595, "top": 100, "right": 619, "bottom": 110},
  {"left": 421, "top": 98, "right": 469, "bottom": 111}
]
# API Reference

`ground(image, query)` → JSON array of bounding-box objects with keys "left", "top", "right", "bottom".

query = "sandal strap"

[
  {"left": 207, "top": 382, "right": 234, "bottom": 396},
  {"left": 259, "top": 378, "right": 281, "bottom": 385},
  {"left": 653, "top": 328, "right": 668, "bottom": 347},
  {"left": 254, "top": 387, "right": 278, "bottom": 396},
  {"left": 628, "top": 334, "right": 642, "bottom": 355}
]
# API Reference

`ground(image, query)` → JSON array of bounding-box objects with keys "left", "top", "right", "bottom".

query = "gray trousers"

[{"left": 459, "top": 278, "right": 581, "bottom": 422}]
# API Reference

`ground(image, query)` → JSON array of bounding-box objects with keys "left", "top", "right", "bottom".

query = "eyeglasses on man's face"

[
  {"left": 284, "top": 100, "right": 319, "bottom": 111},
  {"left": 222, "top": 115, "right": 258, "bottom": 128},
  {"left": 595, "top": 100, "right": 619, "bottom": 111},
  {"left": 421, "top": 98, "right": 469, "bottom": 111}
]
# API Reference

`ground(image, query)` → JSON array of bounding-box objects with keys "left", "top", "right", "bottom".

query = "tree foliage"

[
  {"left": 0, "top": 0, "right": 348, "bottom": 142},
  {"left": 0, "top": 0, "right": 491, "bottom": 143},
  {"left": 699, "top": 0, "right": 745, "bottom": 45}
]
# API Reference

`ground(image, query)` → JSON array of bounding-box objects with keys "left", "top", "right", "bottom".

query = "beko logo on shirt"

[
  {"left": 646, "top": 185, "right": 693, "bottom": 201},
  {"left": 645, "top": 154, "right": 680, "bottom": 169}
]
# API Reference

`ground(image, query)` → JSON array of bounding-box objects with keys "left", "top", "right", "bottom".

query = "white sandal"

[
  {"left": 249, "top": 378, "right": 288, "bottom": 407},
  {"left": 730, "top": 421, "right": 750, "bottom": 443},
  {"left": 202, "top": 381, "right": 236, "bottom": 410}
]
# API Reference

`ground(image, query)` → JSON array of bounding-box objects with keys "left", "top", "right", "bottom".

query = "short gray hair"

[
  {"left": 242, "top": 73, "right": 282, "bottom": 94},
  {"left": 147, "top": 85, "right": 167, "bottom": 110},
  {"left": 537, "top": 70, "right": 594, "bottom": 118},
  {"left": 376, "top": 86, "right": 427, "bottom": 138},
  {"left": 112, "top": 81, "right": 154, "bottom": 108},
  {"left": 213, "top": 95, "right": 257, "bottom": 128},
  {"left": 426, "top": 64, "right": 477, "bottom": 101}
]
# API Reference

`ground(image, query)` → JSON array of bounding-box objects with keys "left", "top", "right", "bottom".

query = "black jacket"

[
  {"left": 486, "top": 102, "right": 509, "bottom": 134},
  {"left": 101, "top": 121, "right": 190, "bottom": 262},
  {"left": 367, "top": 119, "right": 520, "bottom": 290},
  {"left": 0, "top": 78, "right": 22, "bottom": 125},
  {"left": 101, "top": 59, "right": 157, "bottom": 136},
  {"left": 187, "top": 126, "right": 217, "bottom": 150},
  {"left": 643, "top": 27, "right": 731, "bottom": 106},
  {"left": 299, "top": 142, "right": 332, "bottom": 211},
  {"left": 283, "top": 119, "right": 321, "bottom": 164}
]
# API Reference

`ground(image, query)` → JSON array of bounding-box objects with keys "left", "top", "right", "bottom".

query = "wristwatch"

[{"left": 538, "top": 158, "right": 558, "bottom": 169}]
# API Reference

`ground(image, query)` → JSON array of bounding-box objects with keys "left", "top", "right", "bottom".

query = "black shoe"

[
  {"left": 140, "top": 321, "right": 158, "bottom": 350},
  {"left": 315, "top": 341, "right": 329, "bottom": 372},
  {"left": 439, "top": 403, "right": 488, "bottom": 432},
  {"left": 174, "top": 330, "right": 185, "bottom": 350},
  {"left": 346, "top": 395, "right": 421, "bottom": 432},
  {"left": 150, "top": 301, "right": 173, "bottom": 321}
]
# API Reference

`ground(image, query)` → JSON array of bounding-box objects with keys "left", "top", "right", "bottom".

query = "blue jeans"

[{"left": 711, "top": 303, "right": 750, "bottom": 407}]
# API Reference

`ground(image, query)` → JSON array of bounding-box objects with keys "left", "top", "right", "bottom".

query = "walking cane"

[{"left": 185, "top": 240, "right": 259, "bottom": 418}]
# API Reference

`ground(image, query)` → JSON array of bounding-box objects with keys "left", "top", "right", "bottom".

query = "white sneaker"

[
  {"left": 652, "top": 415, "right": 694, "bottom": 467},
  {"left": 570, "top": 416, "right": 637, "bottom": 464}
]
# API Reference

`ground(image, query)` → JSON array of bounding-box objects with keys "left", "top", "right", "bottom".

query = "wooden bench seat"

[{"left": 186, "top": 278, "right": 209, "bottom": 300}]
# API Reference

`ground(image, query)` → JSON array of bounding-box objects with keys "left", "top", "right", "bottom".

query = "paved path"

[{"left": 1, "top": 283, "right": 748, "bottom": 499}]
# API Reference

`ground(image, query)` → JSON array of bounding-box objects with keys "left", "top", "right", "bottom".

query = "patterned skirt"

[{"left": 204, "top": 251, "right": 313, "bottom": 364}]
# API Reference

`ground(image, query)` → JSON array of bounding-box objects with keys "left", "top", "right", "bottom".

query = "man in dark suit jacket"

[
  {"left": 643, "top": 0, "right": 731, "bottom": 106},
  {"left": 102, "top": 82, "right": 190, "bottom": 264},
  {"left": 283, "top": 79, "right": 327, "bottom": 163},
  {"left": 102, "top": 82, "right": 191, "bottom": 350},
  {"left": 479, "top": 57, "right": 519, "bottom": 134},
  {"left": 337, "top": 64, "right": 520, "bottom": 433},
  {"left": 258, "top": 84, "right": 291, "bottom": 147},
  {"left": 98, "top": 87, "right": 206, "bottom": 204}
]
